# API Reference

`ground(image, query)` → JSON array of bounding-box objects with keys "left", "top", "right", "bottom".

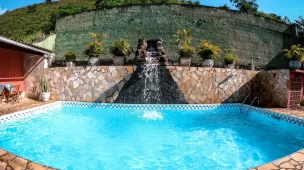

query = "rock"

[{"left": 73, "top": 81, "right": 79, "bottom": 89}]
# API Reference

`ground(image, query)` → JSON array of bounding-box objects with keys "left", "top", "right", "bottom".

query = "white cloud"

[{"left": 0, "top": 7, "right": 8, "bottom": 15}]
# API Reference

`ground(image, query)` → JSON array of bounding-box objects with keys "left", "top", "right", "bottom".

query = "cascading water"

[
  {"left": 114, "top": 39, "right": 187, "bottom": 104},
  {"left": 142, "top": 47, "right": 161, "bottom": 103}
]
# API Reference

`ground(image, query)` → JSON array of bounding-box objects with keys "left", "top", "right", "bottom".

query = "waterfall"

[{"left": 142, "top": 48, "right": 161, "bottom": 103}]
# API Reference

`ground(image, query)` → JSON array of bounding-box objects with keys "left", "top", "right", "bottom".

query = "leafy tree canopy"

[{"left": 230, "top": 0, "right": 258, "bottom": 14}]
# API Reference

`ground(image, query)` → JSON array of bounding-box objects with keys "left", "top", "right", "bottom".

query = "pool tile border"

[
  {"left": 1, "top": 101, "right": 304, "bottom": 128},
  {"left": 0, "top": 102, "right": 61, "bottom": 123},
  {"left": 1, "top": 101, "right": 304, "bottom": 170}
]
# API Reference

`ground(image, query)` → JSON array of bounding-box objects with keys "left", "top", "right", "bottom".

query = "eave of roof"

[{"left": 0, "top": 36, "right": 54, "bottom": 56}]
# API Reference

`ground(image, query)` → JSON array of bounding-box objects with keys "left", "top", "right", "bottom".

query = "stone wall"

[
  {"left": 55, "top": 4, "right": 296, "bottom": 68},
  {"left": 25, "top": 65, "right": 261, "bottom": 104},
  {"left": 25, "top": 65, "right": 135, "bottom": 102},
  {"left": 168, "top": 67, "right": 258, "bottom": 103},
  {"left": 253, "top": 70, "right": 289, "bottom": 107}
]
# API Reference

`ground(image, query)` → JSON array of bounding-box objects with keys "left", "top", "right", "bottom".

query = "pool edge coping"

[{"left": 0, "top": 101, "right": 303, "bottom": 170}]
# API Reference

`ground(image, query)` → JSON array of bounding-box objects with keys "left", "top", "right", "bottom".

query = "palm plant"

[{"left": 173, "top": 29, "right": 193, "bottom": 48}]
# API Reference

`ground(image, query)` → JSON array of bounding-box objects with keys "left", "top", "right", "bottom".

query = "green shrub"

[
  {"left": 178, "top": 44, "right": 195, "bottom": 58},
  {"left": 282, "top": 44, "right": 304, "bottom": 62},
  {"left": 223, "top": 54, "right": 236, "bottom": 64},
  {"left": 84, "top": 33, "right": 107, "bottom": 58},
  {"left": 109, "top": 40, "right": 133, "bottom": 56},
  {"left": 196, "top": 40, "right": 222, "bottom": 59},
  {"left": 64, "top": 51, "right": 77, "bottom": 61}
]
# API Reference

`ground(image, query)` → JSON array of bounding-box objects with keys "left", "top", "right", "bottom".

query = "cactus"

[{"left": 40, "top": 75, "right": 49, "bottom": 93}]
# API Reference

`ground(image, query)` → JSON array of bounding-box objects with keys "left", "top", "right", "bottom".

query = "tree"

[
  {"left": 230, "top": 0, "right": 258, "bottom": 14},
  {"left": 27, "top": 4, "right": 37, "bottom": 13},
  {"left": 45, "top": 0, "right": 52, "bottom": 3},
  {"left": 283, "top": 16, "right": 291, "bottom": 24},
  {"left": 295, "top": 16, "right": 304, "bottom": 32},
  {"left": 218, "top": 4, "right": 230, "bottom": 10}
]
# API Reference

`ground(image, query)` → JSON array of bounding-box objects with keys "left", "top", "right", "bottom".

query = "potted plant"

[
  {"left": 84, "top": 33, "right": 107, "bottom": 66},
  {"left": 110, "top": 39, "right": 133, "bottom": 65},
  {"left": 177, "top": 44, "right": 195, "bottom": 66},
  {"left": 40, "top": 75, "right": 50, "bottom": 102},
  {"left": 223, "top": 48, "right": 237, "bottom": 68},
  {"left": 196, "top": 40, "right": 222, "bottom": 68},
  {"left": 282, "top": 44, "right": 304, "bottom": 70},
  {"left": 173, "top": 29, "right": 194, "bottom": 66},
  {"left": 64, "top": 51, "right": 76, "bottom": 67}
]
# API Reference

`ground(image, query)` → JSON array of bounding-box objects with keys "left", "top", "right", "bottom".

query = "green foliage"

[
  {"left": 230, "top": 0, "right": 258, "bottom": 14},
  {"left": 110, "top": 40, "right": 133, "bottom": 56},
  {"left": 178, "top": 44, "right": 195, "bottom": 58},
  {"left": 84, "top": 33, "right": 107, "bottom": 58},
  {"left": 196, "top": 40, "right": 222, "bottom": 59},
  {"left": 256, "top": 11, "right": 284, "bottom": 22},
  {"left": 0, "top": 0, "right": 95, "bottom": 42},
  {"left": 223, "top": 48, "right": 237, "bottom": 64},
  {"left": 218, "top": 4, "right": 230, "bottom": 10},
  {"left": 40, "top": 76, "right": 49, "bottom": 93},
  {"left": 173, "top": 29, "right": 192, "bottom": 48},
  {"left": 173, "top": 29, "right": 194, "bottom": 58},
  {"left": 0, "top": 0, "right": 200, "bottom": 43},
  {"left": 47, "top": 3, "right": 92, "bottom": 33},
  {"left": 64, "top": 51, "right": 77, "bottom": 61},
  {"left": 282, "top": 44, "right": 304, "bottom": 62}
]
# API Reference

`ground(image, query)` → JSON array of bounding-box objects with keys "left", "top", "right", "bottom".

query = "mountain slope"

[{"left": 0, "top": 0, "right": 95, "bottom": 42}]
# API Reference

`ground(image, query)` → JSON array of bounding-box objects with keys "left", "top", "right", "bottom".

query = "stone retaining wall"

[
  {"left": 167, "top": 66, "right": 258, "bottom": 104},
  {"left": 25, "top": 65, "right": 135, "bottom": 102},
  {"left": 253, "top": 70, "right": 289, "bottom": 107},
  {"left": 24, "top": 65, "right": 290, "bottom": 107}
]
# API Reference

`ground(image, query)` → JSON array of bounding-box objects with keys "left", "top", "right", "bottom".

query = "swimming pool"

[{"left": 1, "top": 102, "right": 304, "bottom": 170}]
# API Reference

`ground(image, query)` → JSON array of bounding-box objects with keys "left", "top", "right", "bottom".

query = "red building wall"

[{"left": 0, "top": 47, "right": 25, "bottom": 91}]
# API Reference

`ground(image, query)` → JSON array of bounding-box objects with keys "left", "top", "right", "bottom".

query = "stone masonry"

[
  {"left": 25, "top": 66, "right": 135, "bottom": 102},
  {"left": 24, "top": 65, "right": 290, "bottom": 106}
]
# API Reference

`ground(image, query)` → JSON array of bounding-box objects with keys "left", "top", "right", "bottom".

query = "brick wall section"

[{"left": 55, "top": 4, "right": 295, "bottom": 68}]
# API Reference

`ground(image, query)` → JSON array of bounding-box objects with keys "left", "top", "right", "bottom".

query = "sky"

[{"left": 0, "top": 0, "right": 303, "bottom": 21}]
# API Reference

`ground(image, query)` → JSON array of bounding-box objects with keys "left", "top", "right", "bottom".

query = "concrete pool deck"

[{"left": 0, "top": 101, "right": 304, "bottom": 170}]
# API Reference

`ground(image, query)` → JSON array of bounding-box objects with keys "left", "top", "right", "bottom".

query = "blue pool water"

[{"left": 1, "top": 105, "right": 304, "bottom": 170}]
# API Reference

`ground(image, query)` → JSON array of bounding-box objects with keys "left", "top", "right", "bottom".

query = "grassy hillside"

[
  {"left": 0, "top": 0, "right": 286, "bottom": 43},
  {"left": 0, "top": 0, "right": 95, "bottom": 42}
]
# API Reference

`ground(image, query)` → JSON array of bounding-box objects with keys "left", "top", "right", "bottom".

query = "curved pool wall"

[{"left": 0, "top": 101, "right": 304, "bottom": 169}]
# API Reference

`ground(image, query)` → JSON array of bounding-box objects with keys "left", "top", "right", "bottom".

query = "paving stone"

[{"left": 8, "top": 157, "right": 27, "bottom": 170}]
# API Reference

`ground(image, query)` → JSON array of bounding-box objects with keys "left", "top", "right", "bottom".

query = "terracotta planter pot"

[
  {"left": 178, "top": 57, "right": 191, "bottom": 66},
  {"left": 202, "top": 59, "right": 214, "bottom": 68},
  {"left": 113, "top": 56, "right": 126, "bottom": 66},
  {"left": 290, "top": 61, "right": 301, "bottom": 70}
]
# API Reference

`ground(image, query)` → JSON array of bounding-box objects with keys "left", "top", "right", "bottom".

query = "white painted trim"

[{"left": 0, "top": 36, "right": 54, "bottom": 56}]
